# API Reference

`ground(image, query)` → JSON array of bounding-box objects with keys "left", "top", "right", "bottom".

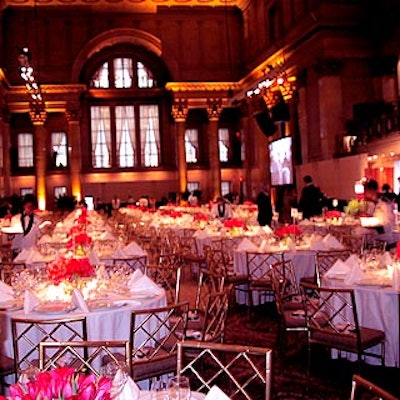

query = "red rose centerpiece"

[{"left": 224, "top": 218, "right": 246, "bottom": 236}]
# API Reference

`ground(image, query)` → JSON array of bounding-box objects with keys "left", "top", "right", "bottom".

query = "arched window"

[{"left": 86, "top": 49, "right": 166, "bottom": 169}]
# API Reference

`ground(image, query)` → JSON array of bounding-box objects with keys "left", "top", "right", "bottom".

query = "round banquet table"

[
  {"left": 323, "top": 277, "right": 399, "bottom": 367},
  {"left": 0, "top": 289, "right": 167, "bottom": 370}
]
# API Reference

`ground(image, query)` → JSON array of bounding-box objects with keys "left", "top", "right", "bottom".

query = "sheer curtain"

[
  {"left": 140, "top": 105, "right": 160, "bottom": 167},
  {"left": 114, "top": 58, "right": 133, "bottom": 88},
  {"left": 91, "top": 62, "right": 109, "bottom": 88},
  {"left": 51, "top": 132, "right": 67, "bottom": 167},
  {"left": 91, "top": 106, "right": 111, "bottom": 168},
  {"left": 18, "top": 133, "right": 34, "bottom": 167},
  {"left": 116, "top": 105, "right": 135, "bottom": 167},
  {"left": 184, "top": 129, "right": 198, "bottom": 163},
  {"left": 218, "top": 128, "right": 230, "bottom": 162}
]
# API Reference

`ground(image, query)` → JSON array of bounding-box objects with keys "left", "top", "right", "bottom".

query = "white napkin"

[
  {"left": 89, "top": 250, "right": 101, "bottom": 266},
  {"left": 38, "top": 234, "right": 53, "bottom": 244},
  {"left": 379, "top": 252, "right": 393, "bottom": 268},
  {"left": 392, "top": 265, "right": 400, "bottom": 290},
  {"left": 113, "top": 248, "right": 128, "bottom": 259},
  {"left": 14, "top": 247, "right": 31, "bottom": 262},
  {"left": 72, "top": 289, "right": 89, "bottom": 313},
  {"left": 128, "top": 269, "right": 144, "bottom": 286},
  {"left": 204, "top": 385, "right": 231, "bottom": 400},
  {"left": 101, "top": 231, "right": 117, "bottom": 241},
  {"left": 0, "top": 281, "right": 15, "bottom": 302},
  {"left": 258, "top": 239, "right": 269, "bottom": 253},
  {"left": 309, "top": 235, "right": 326, "bottom": 251},
  {"left": 23, "top": 290, "right": 41, "bottom": 314},
  {"left": 111, "top": 370, "right": 140, "bottom": 400},
  {"left": 123, "top": 241, "right": 146, "bottom": 257},
  {"left": 344, "top": 263, "right": 367, "bottom": 285},
  {"left": 261, "top": 225, "right": 273, "bottom": 234},
  {"left": 322, "top": 234, "right": 344, "bottom": 250},
  {"left": 324, "top": 259, "right": 350, "bottom": 279},
  {"left": 129, "top": 275, "right": 163, "bottom": 295},
  {"left": 236, "top": 238, "right": 259, "bottom": 252},
  {"left": 193, "top": 230, "right": 209, "bottom": 239},
  {"left": 286, "top": 237, "right": 296, "bottom": 251}
]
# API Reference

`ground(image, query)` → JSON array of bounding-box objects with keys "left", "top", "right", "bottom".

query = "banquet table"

[
  {"left": 322, "top": 276, "right": 400, "bottom": 367},
  {"left": 233, "top": 248, "right": 317, "bottom": 305},
  {"left": 0, "top": 289, "right": 167, "bottom": 379}
]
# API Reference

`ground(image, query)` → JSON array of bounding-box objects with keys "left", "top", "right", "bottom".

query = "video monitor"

[{"left": 269, "top": 136, "right": 293, "bottom": 186}]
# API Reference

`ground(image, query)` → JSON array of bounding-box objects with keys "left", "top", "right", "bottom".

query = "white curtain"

[
  {"left": 116, "top": 105, "right": 135, "bottom": 167},
  {"left": 18, "top": 133, "right": 34, "bottom": 167},
  {"left": 218, "top": 128, "right": 230, "bottom": 162},
  {"left": 91, "top": 106, "right": 111, "bottom": 168},
  {"left": 91, "top": 62, "right": 109, "bottom": 88},
  {"left": 140, "top": 105, "right": 160, "bottom": 167},
  {"left": 51, "top": 132, "right": 67, "bottom": 167},
  {"left": 114, "top": 58, "right": 133, "bottom": 88},
  {"left": 184, "top": 129, "right": 198, "bottom": 163}
]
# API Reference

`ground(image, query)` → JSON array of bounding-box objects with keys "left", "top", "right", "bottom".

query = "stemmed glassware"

[{"left": 167, "top": 376, "right": 191, "bottom": 400}]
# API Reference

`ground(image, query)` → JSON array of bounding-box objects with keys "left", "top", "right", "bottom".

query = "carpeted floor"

[{"left": 181, "top": 281, "right": 399, "bottom": 399}]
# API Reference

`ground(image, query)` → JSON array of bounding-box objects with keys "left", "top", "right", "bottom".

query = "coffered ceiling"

[{"left": 2, "top": 0, "right": 250, "bottom": 11}]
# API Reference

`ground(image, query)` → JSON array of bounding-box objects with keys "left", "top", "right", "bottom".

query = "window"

[
  {"left": 51, "top": 132, "right": 68, "bottom": 167},
  {"left": 218, "top": 128, "right": 230, "bottom": 162},
  {"left": 140, "top": 105, "right": 160, "bottom": 167},
  {"left": 20, "top": 188, "right": 33, "bottom": 196},
  {"left": 91, "top": 106, "right": 111, "bottom": 168},
  {"left": 221, "top": 181, "right": 231, "bottom": 197},
  {"left": 185, "top": 129, "right": 199, "bottom": 163},
  {"left": 187, "top": 182, "right": 200, "bottom": 193},
  {"left": 54, "top": 186, "right": 67, "bottom": 198},
  {"left": 88, "top": 54, "right": 162, "bottom": 169},
  {"left": 18, "top": 133, "right": 34, "bottom": 167},
  {"left": 116, "top": 106, "right": 135, "bottom": 167}
]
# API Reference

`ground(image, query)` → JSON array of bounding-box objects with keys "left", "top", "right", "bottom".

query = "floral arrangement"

[
  {"left": 193, "top": 213, "right": 209, "bottom": 222},
  {"left": 223, "top": 218, "right": 246, "bottom": 229},
  {"left": 275, "top": 225, "right": 302, "bottom": 238},
  {"left": 396, "top": 242, "right": 400, "bottom": 260},
  {"left": 324, "top": 210, "right": 342, "bottom": 219},
  {"left": 0, "top": 367, "right": 112, "bottom": 400},
  {"left": 160, "top": 210, "right": 182, "bottom": 218},
  {"left": 243, "top": 201, "right": 255, "bottom": 206}
]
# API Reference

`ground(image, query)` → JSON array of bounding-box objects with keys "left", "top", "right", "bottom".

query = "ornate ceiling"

[{"left": 2, "top": 0, "right": 250, "bottom": 11}]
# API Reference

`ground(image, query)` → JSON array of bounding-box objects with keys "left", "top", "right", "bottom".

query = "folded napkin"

[
  {"left": 285, "top": 237, "right": 296, "bottom": 252},
  {"left": 38, "top": 234, "right": 53, "bottom": 244},
  {"left": 0, "top": 280, "right": 14, "bottom": 296},
  {"left": 72, "top": 289, "right": 89, "bottom": 313},
  {"left": 193, "top": 230, "right": 209, "bottom": 239},
  {"left": 101, "top": 231, "right": 117, "bottom": 241},
  {"left": 113, "top": 248, "right": 128, "bottom": 259},
  {"left": 89, "top": 249, "right": 101, "bottom": 266},
  {"left": 379, "top": 252, "right": 393, "bottom": 268},
  {"left": 261, "top": 225, "right": 273, "bottom": 234},
  {"left": 344, "top": 263, "right": 367, "bottom": 285},
  {"left": 129, "top": 274, "right": 163, "bottom": 295},
  {"left": 111, "top": 370, "right": 140, "bottom": 400},
  {"left": 322, "top": 234, "right": 344, "bottom": 250},
  {"left": 23, "top": 290, "right": 41, "bottom": 314},
  {"left": 123, "top": 241, "right": 146, "bottom": 257},
  {"left": 204, "top": 386, "right": 231, "bottom": 400},
  {"left": 236, "top": 238, "right": 259, "bottom": 252},
  {"left": 309, "top": 235, "right": 326, "bottom": 251},
  {"left": 14, "top": 247, "right": 31, "bottom": 263},
  {"left": 345, "top": 254, "right": 362, "bottom": 269},
  {"left": 258, "top": 239, "right": 269, "bottom": 253},
  {"left": 324, "top": 259, "right": 350, "bottom": 279}
]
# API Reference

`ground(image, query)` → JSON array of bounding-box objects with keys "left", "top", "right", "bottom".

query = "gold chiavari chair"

[
  {"left": 128, "top": 302, "right": 189, "bottom": 382},
  {"left": 39, "top": 340, "right": 132, "bottom": 377},
  {"left": 0, "top": 354, "right": 15, "bottom": 392},
  {"left": 11, "top": 315, "right": 87, "bottom": 380},
  {"left": 0, "top": 262, "right": 27, "bottom": 285},
  {"left": 300, "top": 283, "right": 385, "bottom": 388},
  {"left": 177, "top": 340, "right": 273, "bottom": 400},
  {"left": 112, "top": 256, "right": 147, "bottom": 273},
  {"left": 350, "top": 374, "right": 398, "bottom": 400},
  {"left": 178, "top": 236, "right": 207, "bottom": 280}
]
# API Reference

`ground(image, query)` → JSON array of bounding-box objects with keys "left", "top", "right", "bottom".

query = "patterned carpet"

[{"left": 222, "top": 302, "right": 399, "bottom": 400}]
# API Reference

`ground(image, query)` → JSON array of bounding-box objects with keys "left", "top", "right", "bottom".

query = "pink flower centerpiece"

[
  {"left": 275, "top": 225, "right": 302, "bottom": 239},
  {"left": 0, "top": 367, "right": 112, "bottom": 400}
]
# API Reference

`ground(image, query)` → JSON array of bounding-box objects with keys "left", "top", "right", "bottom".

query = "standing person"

[
  {"left": 10, "top": 194, "right": 42, "bottom": 255},
  {"left": 298, "top": 175, "right": 323, "bottom": 219},
  {"left": 111, "top": 196, "right": 121, "bottom": 213},
  {"left": 256, "top": 186, "right": 273, "bottom": 227},
  {"left": 276, "top": 186, "right": 297, "bottom": 224}
]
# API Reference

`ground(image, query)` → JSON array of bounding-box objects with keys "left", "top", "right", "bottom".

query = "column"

[
  {"left": 66, "top": 108, "right": 82, "bottom": 202},
  {"left": 171, "top": 98, "right": 188, "bottom": 196},
  {"left": 0, "top": 110, "right": 11, "bottom": 197},
  {"left": 29, "top": 109, "right": 47, "bottom": 210},
  {"left": 207, "top": 98, "right": 223, "bottom": 200}
]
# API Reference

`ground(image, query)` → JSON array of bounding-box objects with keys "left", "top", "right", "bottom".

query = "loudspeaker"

[
  {"left": 253, "top": 110, "right": 277, "bottom": 137},
  {"left": 271, "top": 101, "right": 290, "bottom": 122}
]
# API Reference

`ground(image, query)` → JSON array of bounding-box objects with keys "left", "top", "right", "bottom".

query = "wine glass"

[
  {"left": 151, "top": 379, "right": 169, "bottom": 400},
  {"left": 101, "top": 361, "right": 129, "bottom": 397},
  {"left": 167, "top": 375, "right": 190, "bottom": 400}
]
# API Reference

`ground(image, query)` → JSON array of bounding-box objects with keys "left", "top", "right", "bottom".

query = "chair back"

[
  {"left": 271, "top": 259, "right": 300, "bottom": 299},
  {"left": 39, "top": 340, "right": 131, "bottom": 377},
  {"left": 177, "top": 340, "right": 272, "bottom": 400},
  {"left": 112, "top": 256, "right": 147, "bottom": 273},
  {"left": 315, "top": 249, "right": 351, "bottom": 286},
  {"left": 246, "top": 251, "right": 284, "bottom": 283},
  {"left": 350, "top": 374, "right": 398, "bottom": 400},
  {"left": 11, "top": 316, "right": 87, "bottom": 379},
  {"left": 194, "top": 270, "right": 225, "bottom": 313},
  {"left": 201, "top": 288, "right": 231, "bottom": 343},
  {"left": 130, "top": 301, "right": 189, "bottom": 381}
]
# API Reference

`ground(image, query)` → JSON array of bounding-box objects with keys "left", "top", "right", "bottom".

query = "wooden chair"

[
  {"left": 350, "top": 374, "right": 398, "bottom": 400},
  {"left": 39, "top": 340, "right": 132, "bottom": 377},
  {"left": 178, "top": 236, "right": 206, "bottom": 279},
  {"left": 112, "top": 255, "right": 147, "bottom": 273},
  {"left": 177, "top": 340, "right": 272, "bottom": 400},
  {"left": 11, "top": 315, "right": 87, "bottom": 380},
  {"left": 300, "top": 283, "right": 385, "bottom": 387},
  {"left": 144, "top": 262, "right": 181, "bottom": 305},
  {"left": 129, "top": 301, "right": 189, "bottom": 382}
]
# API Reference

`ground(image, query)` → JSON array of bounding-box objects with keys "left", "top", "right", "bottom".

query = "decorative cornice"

[
  {"left": 29, "top": 109, "right": 47, "bottom": 125},
  {"left": 166, "top": 81, "right": 240, "bottom": 93},
  {"left": 206, "top": 97, "right": 223, "bottom": 121},
  {"left": 171, "top": 98, "right": 188, "bottom": 122}
]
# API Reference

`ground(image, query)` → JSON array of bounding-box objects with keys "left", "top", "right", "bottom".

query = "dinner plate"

[
  {"left": 0, "top": 300, "right": 23, "bottom": 311},
  {"left": 34, "top": 301, "right": 76, "bottom": 314},
  {"left": 87, "top": 299, "right": 126, "bottom": 311}
]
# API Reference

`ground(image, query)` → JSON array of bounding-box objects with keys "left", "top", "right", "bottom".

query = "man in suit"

[
  {"left": 256, "top": 186, "right": 273, "bottom": 227},
  {"left": 298, "top": 175, "right": 323, "bottom": 219}
]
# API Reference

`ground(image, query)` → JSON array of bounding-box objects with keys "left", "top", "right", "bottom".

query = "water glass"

[
  {"left": 167, "top": 376, "right": 190, "bottom": 400},
  {"left": 151, "top": 379, "right": 169, "bottom": 400}
]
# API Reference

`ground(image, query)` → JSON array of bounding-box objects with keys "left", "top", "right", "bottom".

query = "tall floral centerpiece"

[{"left": 46, "top": 208, "right": 95, "bottom": 289}]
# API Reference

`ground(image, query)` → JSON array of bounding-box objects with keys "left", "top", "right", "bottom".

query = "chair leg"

[{"left": 306, "top": 338, "right": 311, "bottom": 391}]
